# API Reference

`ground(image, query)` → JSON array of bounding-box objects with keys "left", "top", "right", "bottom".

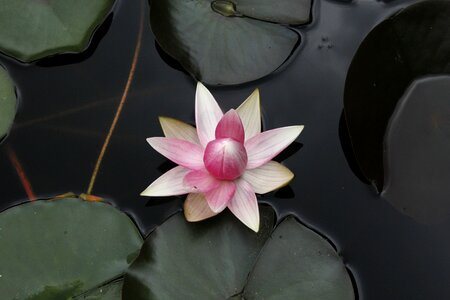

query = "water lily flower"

[{"left": 142, "top": 82, "right": 303, "bottom": 232}]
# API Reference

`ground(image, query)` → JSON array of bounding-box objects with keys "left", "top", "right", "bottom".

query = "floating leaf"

[
  {"left": 0, "top": 65, "right": 16, "bottom": 142},
  {"left": 150, "top": 0, "right": 309, "bottom": 85},
  {"left": 343, "top": 0, "right": 450, "bottom": 189},
  {"left": 0, "top": 0, "right": 115, "bottom": 62},
  {"left": 0, "top": 197, "right": 143, "bottom": 299},
  {"left": 123, "top": 205, "right": 354, "bottom": 299},
  {"left": 123, "top": 206, "right": 275, "bottom": 298},
  {"left": 244, "top": 217, "right": 354, "bottom": 299},
  {"left": 382, "top": 76, "right": 450, "bottom": 223}
]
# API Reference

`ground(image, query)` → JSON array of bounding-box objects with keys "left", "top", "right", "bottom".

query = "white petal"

[
  {"left": 245, "top": 125, "right": 304, "bottom": 169},
  {"left": 184, "top": 193, "right": 217, "bottom": 222},
  {"left": 195, "top": 82, "right": 223, "bottom": 147},
  {"left": 237, "top": 88, "right": 261, "bottom": 141},
  {"left": 141, "top": 166, "right": 190, "bottom": 197},
  {"left": 227, "top": 179, "right": 260, "bottom": 232},
  {"left": 242, "top": 161, "right": 294, "bottom": 194},
  {"left": 159, "top": 116, "right": 200, "bottom": 144}
]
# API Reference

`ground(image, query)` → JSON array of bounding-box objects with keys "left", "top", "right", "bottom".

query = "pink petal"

[
  {"left": 237, "top": 89, "right": 261, "bottom": 141},
  {"left": 245, "top": 125, "right": 304, "bottom": 169},
  {"left": 242, "top": 161, "right": 294, "bottom": 194},
  {"left": 147, "top": 137, "right": 204, "bottom": 170},
  {"left": 159, "top": 116, "right": 200, "bottom": 145},
  {"left": 195, "top": 82, "right": 223, "bottom": 147},
  {"left": 141, "top": 166, "right": 190, "bottom": 197},
  {"left": 184, "top": 193, "right": 217, "bottom": 222},
  {"left": 184, "top": 169, "right": 220, "bottom": 193},
  {"left": 205, "top": 181, "right": 236, "bottom": 213},
  {"left": 227, "top": 179, "right": 260, "bottom": 232},
  {"left": 215, "top": 109, "right": 245, "bottom": 143}
]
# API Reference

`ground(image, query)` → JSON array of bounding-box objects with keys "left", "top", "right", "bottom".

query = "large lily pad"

[
  {"left": 382, "top": 76, "right": 450, "bottom": 223},
  {"left": 0, "top": 0, "right": 115, "bottom": 62},
  {"left": 150, "top": 0, "right": 310, "bottom": 85},
  {"left": 343, "top": 0, "right": 450, "bottom": 190},
  {"left": 0, "top": 66, "right": 16, "bottom": 142},
  {"left": 0, "top": 197, "right": 143, "bottom": 299},
  {"left": 123, "top": 206, "right": 354, "bottom": 299}
]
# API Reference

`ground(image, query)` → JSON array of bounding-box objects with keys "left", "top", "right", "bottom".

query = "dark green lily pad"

[
  {"left": 0, "top": 197, "right": 143, "bottom": 299},
  {"left": 382, "top": 76, "right": 450, "bottom": 223},
  {"left": 0, "top": 0, "right": 115, "bottom": 62},
  {"left": 74, "top": 280, "right": 123, "bottom": 300},
  {"left": 243, "top": 217, "right": 354, "bottom": 299},
  {"left": 151, "top": 0, "right": 309, "bottom": 85},
  {"left": 122, "top": 206, "right": 354, "bottom": 299},
  {"left": 0, "top": 66, "right": 16, "bottom": 142},
  {"left": 343, "top": 0, "right": 450, "bottom": 190}
]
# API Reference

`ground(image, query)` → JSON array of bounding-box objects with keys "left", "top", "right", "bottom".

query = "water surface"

[{"left": 1, "top": 0, "right": 448, "bottom": 299}]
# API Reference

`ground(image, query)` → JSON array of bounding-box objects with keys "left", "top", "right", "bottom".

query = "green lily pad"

[
  {"left": 382, "top": 76, "right": 450, "bottom": 223},
  {"left": 122, "top": 206, "right": 354, "bottom": 299},
  {"left": 243, "top": 217, "right": 354, "bottom": 299},
  {"left": 343, "top": 0, "right": 450, "bottom": 190},
  {"left": 74, "top": 280, "right": 123, "bottom": 300},
  {"left": 151, "top": 0, "right": 309, "bottom": 85},
  {"left": 0, "top": 66, "right": 16, "bottom": 142},
  {"left": 0, "top": 197, "right": 143, "bottom": 299},
  {"left": 0, "top": 0, "right": 115, "bottom": 62}
]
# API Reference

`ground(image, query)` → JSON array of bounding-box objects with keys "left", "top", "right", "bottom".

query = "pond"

[{"left": 0, "top": 0, "right": 449, "bottom": 299}]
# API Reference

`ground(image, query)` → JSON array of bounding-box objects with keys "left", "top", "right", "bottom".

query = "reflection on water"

[
  {"left": 383, "top": 76, "right": 450, "bottom": 224},
  {"left": 0, "top": 0, "right": 449, "bottom": 299},
  {"left": 343, "top": 0, "right": 450, "bottom": 191}
]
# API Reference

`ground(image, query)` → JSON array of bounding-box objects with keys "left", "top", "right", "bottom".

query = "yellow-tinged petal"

[
  {"left": 242, "top": 161, "right": 294, "bottom": 194},
  {"left": 237, "top": 88, "right": 261, "bottom": 141},
  {"left": 184, "top": 193, "right": 217, "bottom": 222},
  {"left": 159, "top": 116, "right": 200, "bottom": 145}
]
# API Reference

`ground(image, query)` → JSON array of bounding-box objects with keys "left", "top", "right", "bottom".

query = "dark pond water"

[{"left": 1, "top": 0, "right": 449, "bottom": 299}]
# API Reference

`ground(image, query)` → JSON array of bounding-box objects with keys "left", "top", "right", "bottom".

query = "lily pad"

[
  {"left": 150, "top": 0, "right": 309, "bottom": 85},
  {"left": 244, "top": 217, "right": 354, "bottom": 299},
  {"left": 123, "top": 206, "right": 354, "bottom": 299},
  {"left": 343, "top": 0, "right": 450, "bottom": 190},
  {"left": 0, "top": 0, "right": 115, "bottom": 62},
  {"left": 382, "top": 76, "right": 450, "bottom": 223},
  {"left": 0, "top": 197, "right": 143, "bottom": 299},
  {"left": 0, "top": 66, "right": 16, "bottom": 142}
]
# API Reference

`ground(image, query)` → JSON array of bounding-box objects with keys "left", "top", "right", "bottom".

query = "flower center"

[{"left": 203, "top": 138, "right": 248, "bottom": 180}]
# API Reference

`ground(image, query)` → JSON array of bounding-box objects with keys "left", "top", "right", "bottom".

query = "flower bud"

[{"left": 203, "top": 138, "right": 248, "bottom": 180}]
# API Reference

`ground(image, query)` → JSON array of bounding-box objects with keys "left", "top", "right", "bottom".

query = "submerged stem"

[{"left": 86, "top": 0, "right": 144, "bottom": 195}]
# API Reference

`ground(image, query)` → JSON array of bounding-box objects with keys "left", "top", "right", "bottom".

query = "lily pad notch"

[
  {"left": 150, "top": 0, "right": 312, "bottom": 85},
  {"left": 0, "top": 65, "right": 17, "bottom": 143},
  {"left": 0, "top": 0, "right": 116, "bottom": 62},
  {"left": 123, "top": 205, "right": 356, "bottom": 299}
]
